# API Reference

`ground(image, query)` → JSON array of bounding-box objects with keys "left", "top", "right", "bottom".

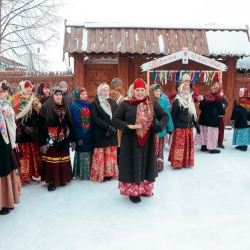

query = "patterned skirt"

[
  {"left": 194, "top": 125, "right": 218, "bottom": 150},
  {"left": 19, "top": 142, "right": 42, "bottom": 182},
  {"left": 73, "top": 152, "right": 92, "bottom": 179},
  {"left": 14, "top": 169, "right": 21, "bottom": 193},
  {"left": 41, "top": 146, "right": 73, "bottom": 186},
  {"left": 90, "top": 146, "right": 118, "bottom": 182},
  {"left": 118, "top": 180, "right": 154, "bottom": 196},
  {"left": 157, "top": 137, "right": 165, "bottom": 171},
  {"left": 232, "top": 128, "right": 250, "bottom": 145},
  {"left": 0, "top": 171, "right": 20, "bottom": 210},
  {"left": 168, "top": 128, "right": 194, "bottom": 168}
]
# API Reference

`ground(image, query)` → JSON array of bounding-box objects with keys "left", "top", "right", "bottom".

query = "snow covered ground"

[{"left": 1, "top": 129, "right": 250, "bottom": 250}]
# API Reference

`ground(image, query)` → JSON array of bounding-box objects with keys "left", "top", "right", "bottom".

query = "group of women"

[{"left": 0, "top": 74, "right": 249, "bottom": 213}]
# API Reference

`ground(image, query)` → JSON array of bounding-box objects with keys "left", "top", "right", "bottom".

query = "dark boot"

[
  {"left": 201, "top": 145, "right": 208, "bottom": 151},
  {"left": 217, "top": 144, "right": 225, "bottom": 149},
  {"left": 235, "top": 146, "right": 242, "bottom": 150},
  {"left": 129, "top": 196, "right": 141, "bottom": 203},
  {"left": 240, "top": 146, "right": 248, "bottom": 151},
  {"left": 209, "top": 149, "right": 220, "bottom": 154},
  {"left": 0, "top": 208, "right": 10, "bottom": 215},
  {"left": 48, "top": 183, "right": 56, "bottom": 191},
  {"left": 104, "top": 177, "right": 112, "bottom": 181}
]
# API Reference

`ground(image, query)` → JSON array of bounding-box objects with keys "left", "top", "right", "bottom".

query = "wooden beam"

[
  {"left": 118, "top": 53, "right": 129, "bottom": 93},
  {"left": 74, "top": 57, "right": 85, "bottom": 89}
]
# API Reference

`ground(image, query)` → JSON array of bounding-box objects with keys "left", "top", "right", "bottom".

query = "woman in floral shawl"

[
  {"left": 71, "top": 87, "right": 93, "bottom": 179},
  {"left": 112, "top": 79, "right": 169, "bottom": 203},
  {"left": 230, "top": 88, "right": 250, "bottom": 151},
  {"left": 12, "top": 80, "right": 42, "bottom": 184}
]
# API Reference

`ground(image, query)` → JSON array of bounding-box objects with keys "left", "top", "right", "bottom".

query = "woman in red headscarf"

[
  {"left": 194, "top": 82, "right": 225, "bottom": 154},
  {"left": 230, "top": 88, "right": 250, "bottom": 151},
  {"left": 112, "top": 79, "right": 169, "bottom": 203},
  {"left": 12, "top": 80, "right": 42, "bottom": 184}
]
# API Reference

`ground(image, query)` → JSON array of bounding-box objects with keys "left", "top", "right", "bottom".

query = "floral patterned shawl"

[
  {"left": 12, "top": 81, "right": 40, "bottom": 122},
  {"left": 70, "top": 87, "right": 92, "bottom": 139},
  {"left": 236, "top": 88, "right": 250, "bottom": 111}
]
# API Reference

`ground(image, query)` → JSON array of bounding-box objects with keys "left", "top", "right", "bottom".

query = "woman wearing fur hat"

[
  {"left": 168, "top": 82, "right": 200, "bottom": 169},
  {"left": 36, "top": 82, "right": 51, "bottom": 105},
  {"left": 230, "top": 88, "right": 250, "bottom": 151},
  {"left": 71, "top": 87, "right": 93, "bottom": 179},
  {"left": 149, "top": 83, "right": 174, "bottom": 172},
  {"left": 110, "top": 78, "right": 125, "bottom": 166},
  {"left": 0, "top": 82, "right": 21, "bottom": 215},
  {"left": 38, "top": 87, "right": 76, "bottom": 191},
  {"left": 90, "top": 83, "right": 118, "bottom": 182},
  {"left": 194, "top": 83, "right": 225, "bottom": 154},
  {"left": 12, "top": 80, "right": 42, "bottom": 184},
  {"left": 112, "top": 79, "right": 169, "bottom": 203}
]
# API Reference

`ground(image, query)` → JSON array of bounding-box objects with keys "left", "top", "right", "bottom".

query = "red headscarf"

[
  {"left": 235, "top": 87, "right": 250, "bottom": 111},
  {"left": 203, "top": 82, "right": 222, "bottom": 103}
]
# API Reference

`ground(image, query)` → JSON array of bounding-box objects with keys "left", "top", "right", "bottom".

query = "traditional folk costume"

[
  {"left": 110, "top": 78, "right": 125, "bottom": 166},
  {"left": 0, "top": 82, "right": 20, "bottom": 215},
  {"left": 36, "top": 82, "right": 50, "bottom": 105},
  {"left": 168, "top": 82, "right": 199, "bottom": 168},
  {"left": 112, "top": 79, "right": 169, "bottom": 203},
  {"left": 71, "top": 87, "right": 93, "bottom": 179},
  {"left": 38, "top": 87, "right": 76, "bottom": 191},
  {"left": 12, "top": 80, "right": 42, "bottom": 183},
  {"left": 149, "top": 84, "right": 174, "bottom": 172},
  {"left": 90, "top": 83, "right": 118, "bottom": 182},
  {"left": 231, "top": 88, "right": 250, "bottom": 151},
  {"left": 194, "top": 83, "right": 225, "bottom": 154}
]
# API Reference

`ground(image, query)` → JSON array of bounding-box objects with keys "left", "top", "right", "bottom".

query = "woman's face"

[
  {"left": 0, "top": 90, "right": 8, "bottom": 100},
  {"left": 43, "top": 87, "right": 50, "bottom": 96},
  {"left": 154, "top": 89, "right": 162, "bottom": 98},
  {"left": 101, "top": 87, "right": 110, "bottom": 98},
  {"left": 80, "top": 91, "right": 88, "bottom": 100},
  {"left": 134, "top": 88, "right": 146, "bottom": 100},
  {"left": 181, "top": 87, "right": 190, "bottom": 97},
  {"left": 25, "top": 86, "right": 33, "bottom": 95},
  {"left": 53, "top": 92, "right": 63, "bottom": 104},
  {"left": 239, "top": 89, "right": 244, "bottom": 98}
]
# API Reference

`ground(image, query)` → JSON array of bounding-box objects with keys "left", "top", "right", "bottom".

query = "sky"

[{"left": 46, "top": 0, "right": 250, "bottom": 71}]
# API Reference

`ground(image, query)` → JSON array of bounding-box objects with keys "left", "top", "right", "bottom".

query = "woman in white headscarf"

[
  {"left": 90, "top": 83, "right": 118, "bottom": 182},
  {"left": 12, "top": 80, "right": 42, "bottom": 185}
]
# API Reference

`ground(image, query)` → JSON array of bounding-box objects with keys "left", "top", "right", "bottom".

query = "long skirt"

[
  {"left": 194, "top": 125, "right": 218, "bottom": 150},
  {"left": 168, "top": 128, "right": 194, "bottom": 168},
  {"left": 19, "top": 142, "right": 42, "bottom": 182},
  {"left": 41, "top": 146, "right": 73, "bottom": 186},
  {"left": 157, "top": 137, "right": 165, "bottom": 171},
  {"left": 0, "top": 171, "right": 20, "bottom": 210},
  {"left": 118, "top": 180, "right": 154, "bottom": 196},
  {"left": 14, "top": 169, "right": 21, "bottom": 193},
  {"left": 90, "top": 146, "right": 118, "bottom": 182},
  {"left": 218, "top": 117, "right": 224, "bottom": 145},
  {"left": 232, "top": 128, "right": 250, "bottom": 145},
  {"left": 73, "top": 152, "right": 92, "bottom": 179}
]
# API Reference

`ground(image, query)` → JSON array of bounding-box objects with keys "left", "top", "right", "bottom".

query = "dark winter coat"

[
  {"left": 231, "top": 100, "right": 250, "bottom": 129},
  {"left": 63, "top": 92, "right": 73, "bottom": 106},
  {"left": 91, "top": 97, "right": 118, "bottom": 148},
  {"left": 171, "top": 99, "right": 199, "bottom": 129},
  {"left": 18, "top": 109, "right": 39, "bottom": 143},
  {"left": 199, "top": 99, "right": 225, "bottom": 127},
  {"left": 38, "top": 104, "right": 76, "bottom": 149},
  {"left": 112, "top": 100, "right": 169, "bottom": 184}
]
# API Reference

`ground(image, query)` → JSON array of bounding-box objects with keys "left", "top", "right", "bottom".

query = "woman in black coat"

[
  {"left": 112, "top": 79, "right": 169, "bottom": 203},
  {"left": 38, "top": 87, "right": 76, "bottom": 191},
  {"left": 90, "top": 83, "right": 118, "bottom": 182},
  {"left": 194, "top": 82, "right": 225, "bottom": 154},
  {"left": 231, "top": 87, "right": 250, "bottom": 151}
]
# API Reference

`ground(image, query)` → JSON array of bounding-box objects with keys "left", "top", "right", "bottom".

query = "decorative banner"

[{"left": 141, "top": 49, "right": 227, "bottom": 72}]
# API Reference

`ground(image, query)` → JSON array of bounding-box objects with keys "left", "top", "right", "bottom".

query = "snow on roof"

[
  {"left": 66, "top": 22, "right": 249, "bottom": 31},
  {"left": 206, "top": 31, "right": 250, "bottom": 57},
  {"left": 237, "top": 57, "right": 250, "bottom": 69}
]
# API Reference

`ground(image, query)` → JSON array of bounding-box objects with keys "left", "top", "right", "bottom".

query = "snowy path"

[{"left": 1, "top": 129, "right": 250, "bottom": 250}]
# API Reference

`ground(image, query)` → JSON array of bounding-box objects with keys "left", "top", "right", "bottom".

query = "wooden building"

[{"left": 63, "top": 22, "right": 250, "bottom": 124}]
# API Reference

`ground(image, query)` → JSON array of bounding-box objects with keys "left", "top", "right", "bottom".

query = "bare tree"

[{"left": 0, "top": 0, "right": 63, "bottom": 71}]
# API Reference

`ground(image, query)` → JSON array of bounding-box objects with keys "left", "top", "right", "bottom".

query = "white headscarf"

[{"left": 97, "top": 83, "right": 112, "bottom": 120}]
